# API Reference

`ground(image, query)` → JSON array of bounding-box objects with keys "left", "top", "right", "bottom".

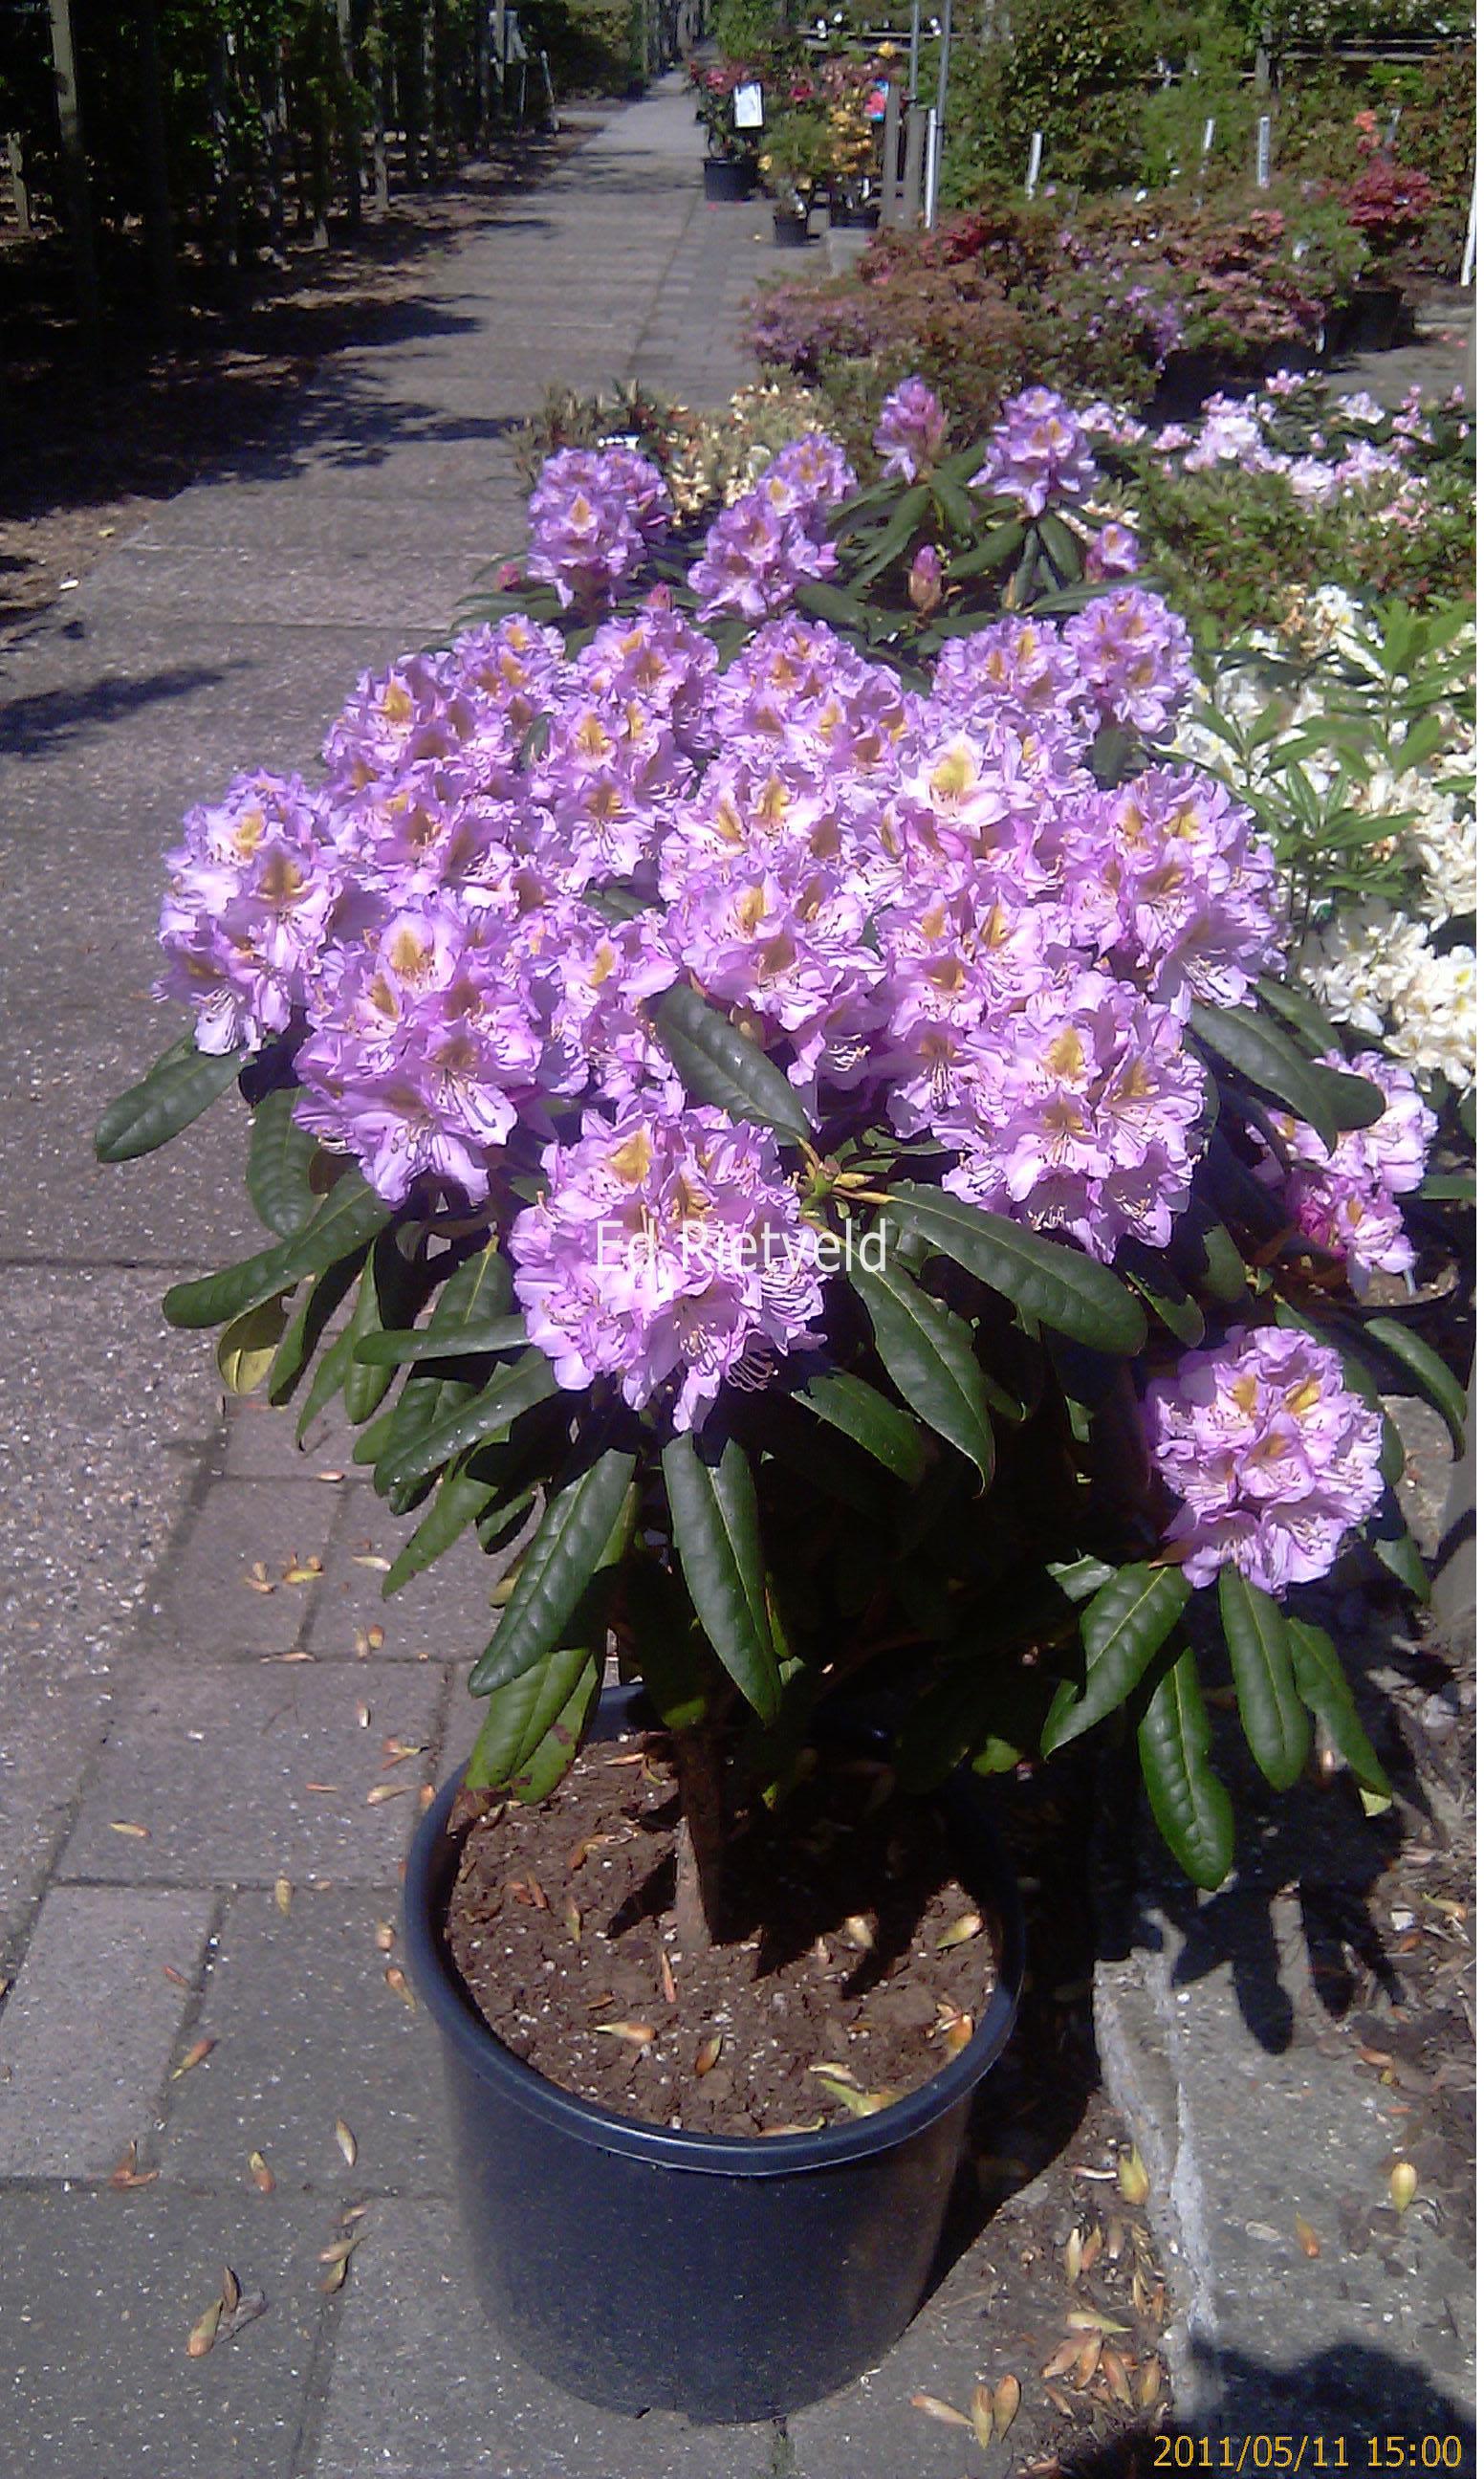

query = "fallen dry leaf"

[
  {"left": 384, "top": 1965, "right": 416, "bottom": 2009},
  {"left": 249, "top": 2150, "right": 275, "bottom": 2194},
  {"left": 1064, "top": 2227, "right": 1082, "bottom": 2284},
  {"left": 1100, "top": 2347, "right": 1134, "bottom": 2408},
  {"left": 218, "top": 2288, "right": 268, "bottom": 2342},
  {"left": 660, "top": 1949, "right": 677, "bottom": 2005},
  {"left": 971, "top": 2381, "right": 994, "bottom": 2449},
  {"left": 1117, "top": 2144, "right": 1149, "bottom": 2206},
  {"left": 245, "top": 1563, "right": 276, "bottom": 1595},
  {"left": 305, "top": 1783, "right": 340, "bottom": 1795},
  {"left": 365, "top": 1624, "right": 384, "bottom": 1651},
  {"left": 561, "top": 1900, "right": 582, "bottom": 1944},
  {"left": 222, "top": 2265, "right": 241, "bottom": 2316},
  {"left": 992, "top": 2372, "right": 1021, "bottom": 2438},
  {"left": 108, "top": 1821, "right": 150, "bottom": 1840},
  {"left": 321, "top": 2252, "right": 351, "bottom": 2293},
  {"left": 1389, "top": 2161, "right": 1418, "bottom": 2212},
  {"left": 1080, "top": 2221, "right": 1102, "bottom": 2273},
  {"left": 1066, "top": 2308, "right": 1128, "bottom": 2336},
  {"left": 842, "top": 1914, "right": 875, "bottom": 1951},
  {"left": 1295, "top": 2213, "right": 1321, "bottom": 2258},
  {"left": 355, "top": 1702, "right": 370, "bottom": 1729},
  {"left": 171, "top": 2037, "right": 215, "bottom": 2080},
  {"left": 365, "top": 1784, "right": 409, "bottom": 1806},
  {"left": 108, "top": 2140, "right": 158, "bottom": 2190},
  {"left": 936, "top": 1911, "right": 983, "bottom": 1950},
  {"left": 1071, "top": 2332, "right": 1102, "bottom": 2391},
  {"left": 909, "top": 2393, "right": 972, "bottom": 2430},
  {"left": 1041, "top": 2340, "right": 1081, "bottom": 2382},
  {"left": 1137, "top": 2356, "right": 1163, "bottom": 2409},
  {"left": 282, "top": 1555, "right": 323, "bottom": 1585},
  {"left": 273, "top": 1877, "right": 293, "bottom": 1918},
  {"left": 380, "top": 1739, "right": 425, "bottom": 1767},
  {"left": 694, "top": 2032, "right": 723, "bottom": 2077},
  {"left": 1043, "top": 2379, "right": 1076, "bottom": 2418},
  {"left": 187, "top": 2297, "right": 222, "bottom": 2358},
  {"left": 374, "top": 1920, "right": 395, "bottom": 1952},
  {"left": 335, "top": 2117, "right": 358, "bottom": 2168},
  {"left": 592, "top": 2021, "right": 655, "bottom": 2046},
  {"left": 352, "top": 1554, "right": 390, "bottom": 1571}
]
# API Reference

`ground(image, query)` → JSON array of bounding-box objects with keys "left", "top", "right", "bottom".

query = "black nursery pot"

[
  {"left": 404, "top": 1688, "right": 1025, "bottom": 2423},
  {"left": 773, "top": 208, "right": 813, "bottom": 250},
  {"left": 703, "top": 155, "right": 755, "bottom": 202}
]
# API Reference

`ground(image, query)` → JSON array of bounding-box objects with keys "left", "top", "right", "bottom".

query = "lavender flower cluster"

[
  {"left": 970, "top": 386, "right": 1100, "bottom": 517},
  {"left": 1144, "top": 1325, "right": 1385, "bottom": 1593},
  {"left": 154, "top": 394, "right": 1416, "bottom": 1498},
  {"left": 1257, "top": 1049, "right": 1437, "bottom": 1297}
]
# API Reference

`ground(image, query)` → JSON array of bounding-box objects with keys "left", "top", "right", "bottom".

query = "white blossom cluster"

[{"left": 1176, "top": 589, "right": 1476, "bottom": 1089}]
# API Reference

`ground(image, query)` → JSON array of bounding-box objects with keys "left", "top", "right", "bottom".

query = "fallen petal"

[
  {"left": 908, "top": 2393, "right": 972, "bottom": 2430},
  {"left": 335, "top": 2117, "right": 358, "bottom": 2167},
  {"left": 935, "top": 1912, "right": 983, "bottom": 1950},
  {"left": 992, "top": 2372, "right": 1020, "bottom": 2438},
  {"left": 171, "top": 2037, "right": 215, "bottom": 2080},
  {"left": 186, "top": 2298, "right": 222, "bottom": 2358},
  {"left": 1117, "top": 2144, "right": 1149, "bottom": 2206},
  {"left": 249, "top": 2150, "right": 275, "bottom": 2194}
]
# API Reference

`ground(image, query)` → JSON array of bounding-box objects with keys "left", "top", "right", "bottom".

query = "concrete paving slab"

[
  {"left": 0, "top": 1675, "right": 112, "bottom": 1958},
  {"left": 0, "top": 1884, "right": 215, "bottom": 2175},
  {"left": 77, "top": 539, "right": 484, "bottom": 634},
  {"left": 58, "top": 1660, "right": 446, "bottom": 1887},
  {"left": 307, "top": 2197, "right": 782, "bottom": 2479},
  {"left": 0, "top": 2184, "right": 329, "bottom": 2479},
  {"left": 0, "top": 1269, "right": 220, "bottom": 1682},
  {"left": 157, "top": 1888, "right": 452, "bottom": 2197},
  {"left": 145, "top": 1480, "right": 339, "bottom": 1659},
  {"left": 305, "top": 1487, "right": 495, "bottom": 1664}
]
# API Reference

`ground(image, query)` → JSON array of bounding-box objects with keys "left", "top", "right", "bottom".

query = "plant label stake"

[
  {"left": 1462, "top": 178, "right": 1477, "bottom": 288},
  {"left": 1201, "top": 116, "right": 1214, "bottom": 163},
  {"left": 1025, "top": 129, "right": 1042, "bottom": 198},
  {"left": 907, "top": 0, "right": 920, "bottom": 101},
  {"left": 923, "top": 106, "right": 940, "bottom": 227},
  {"left": 733, "top": 82, "right": 763, "bottom": 132},
  {"left": 1255, "top": 115, "right": 1271, "bottom": 190}
]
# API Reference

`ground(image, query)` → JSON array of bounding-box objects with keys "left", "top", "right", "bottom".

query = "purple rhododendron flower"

[
  {"left": 970, "top": 386, "right": 1099, "bottom": 516},
  {"left": 1144, "top": 1325, "right": 1386, "bottom": 1592},
  {"left": 1063, "top": 588, "right": 1192, "bottom": 739},
  {"left": 156, "top": 771, "right": 341, "bottom": 1054},
  {"left": 1258, "top": 1051, "right": 1437, "bottom": 1296},
  {"left": 526, "top": 446, "right": 671, "bottom": 609},
  {"left": 874, "top": 375, "right": 947, "bottom": 482},
  {"left": 510, "top": 1101, "right": 825, "bottom": 1428},
  {"left": 1085, "top": 521, "right": 1143, "bottom": 581}
]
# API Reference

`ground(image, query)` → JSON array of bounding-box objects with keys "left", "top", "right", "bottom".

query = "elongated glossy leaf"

[
  {"left": 1042, "top": 1563, "right": 1191, "bottom": 1753},
  {"left": 377, "top": 1350, "right": 556, "bottom": 1497},
  {"left": 1255, "top": 974, "right": 1343, "bottom": 1060},
  {"left": 946, "top": 517, "right": 1026, "bottom": 581},
  {"left": 384, "top": 1461, "right": 499, "bottom": 1595},
  {"left": 930, "top": 471, "right": 981, "bottom": 539},
  {"left": 853, "top": 481, "right": 931, "bottom": 584},
  {"left": 662, "top": 1431, "right": 779, "bottom": 1722},
  {"left": 268, "top": 1253, "right": 363, "bottom": 1407},
  {"left": 1287, "top": 1618, "right": 1389, "bottom": 1799},
  {"left": 1309, "top": 1060, "right": 1386, "bottom": 1131},
  {"left": 1120, "top": 1241, "right": 1204, "bottom": 1347},
  {"left": 794, "top": 1368, "right": 928, "bottom": 1485},
  {"left": 1046, "top": 1553, "right": 1119, "bottom": 1604},
  {"left": 469, "top": 1448, "right": 638, "bottom": 1696},
  {"left": 796, "top": 580, "right": 869, "bottom": 630},
  {"left": 1362, "top": 1317, "right": 1469, "bottom": 1454},
  {"left": 354, "top": 1315, "right": 527, "bottom": 1369},
  {"left": 850, "top": 1257, "right": 993, "bottom": 1486},
  {"left": 422, "top": 1240, "right": 514, "bottom": 1337},
  {"left": 343, "top": 1249, "right": 400, "bottom": 1428},
  {"left": 507, "top": 1657, "right": 602, "bottom": 1802},
  {"left": 1218, "top": 1567, "right": 1310, "bottom": 1791},
  {"left": 164, "top": 1174, "right": 389, "bottom": 1330},
  {"left": 245, "top": 1087, "right": 318, "bottom": 1237},
  {"left": 466, "top": 1641, "right": 598, "bottom": 1791},
  {"left": 1036, "top": 510, "right": 1083, "bottom": 585},
  {"left": 652, "top": 982, "right": 811, "bottom": 1144},
  {"left": 217, "top": 1292, "right": 295, "bottom": 1396},
  {"left": 1188, "top": 1000, "right": 1341, "bottom": 1152},
  {"left": 1137, "top": 1646, "right": 1234, "bottom": 1891},
  {"left": 621, "top": 1556, "right": 710, "bottom": 1735},
  {"left": 1368, "top": 1488, "right": 1431, "bottom": 1599},
  {"left": 1170, "top": 1198, "right": 1249, "bottom": 1306},
  {"left": 295, "top": 1325, "right": 356, "bottom": 1442},
  {"left": 887, "top": 1188, "right": 1146, "bottom": 1354},
  {"left": 95, "top": 1036, "right": 242, "bottom": 1163}
]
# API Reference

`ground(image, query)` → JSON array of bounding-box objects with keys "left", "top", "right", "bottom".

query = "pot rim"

[{"left": 404, "top": 1700, "right": 1025, "bottom": 2180}]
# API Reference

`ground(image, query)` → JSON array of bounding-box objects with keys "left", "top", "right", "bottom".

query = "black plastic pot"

[
  {"left": 702, "top": 156, "right": 755, "bottom": 203},
  {"left": 1328, "top": 283, "right": 1406, "bottom": 358},
  {"left": 773, "top": 208, "right": 813, "bottom": 250},
  {"left": 404, "top": 1689, "right": 1024, "bottom": 2423}
]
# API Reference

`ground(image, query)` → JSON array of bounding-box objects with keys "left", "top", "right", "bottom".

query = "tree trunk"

[
  {"left": 670, "top": 1725, "right": 726, "bottom": 1954},
  {"left": 336, "top": 0, "right": 361, "bottom": 231},
  {"left": 46, "top": 0, "right": 98, "bottom": 338},
  {"left": 138, "top": 0, "right": 177, "bottom": 327}
]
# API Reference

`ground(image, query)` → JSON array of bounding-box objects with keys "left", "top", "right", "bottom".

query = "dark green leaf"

[
  {"left": 383, "top": 1461, "right": 500, "bottom": 1595},
  {"left": 1042, "top": 1563, "right": 1191, "bottom": 1753},
  {"left": 1308, "top": 1061, "right": 1386, "bottom": 1132},
  {"left": 1218, "top": 1568, "right": 1310, "bottom": 1791},
  {"left": 1287, "top": 1618, "right": 1389, "bottom": 1799},
  {"left": 1367, "top": 1487, "right": 1431, "bottom": 1599},
  {"left": 928, "top": 471, "right": 980, "bottom": 538},
  {"left": 621, "top": 1556, "right": 711, "bottom": 1735},
  {"left": 850, "top": 1256, "right": 993, "bottom": 1485},
  {"left": 652, "top": 981, "right": 811, "bottom": 1144},
  {"left": 268, "top": 1253, "right": 364, "bottom": 1407},
  {"left": 376, "top": 1350, "right": 557, "bottom": 1497},
  {"left": 246, "top": 1087, "right": 318, "bottom": 1237},
  {"left": 95, "top": 1037, "right": 242, "bottom": 1164},
  {"left": 852, "top": 481, "right": 931, "bottom": 584},
  {"left": 466, "top": 1643, "right": 599, "bottom": 1795},
  {"left": 469, "top": 1448, "right": 638, "bottom": 1695},
  {"left": 1362, "top": 1318, "right": 1469, "bottom": 1454},
  {"left": 354, "top": 1316, "right": 527, "bottom": 1369},
  {"left": 1189, "top": 1001, "right": 1340, "bottom": 1152},
  {"left": 1255, "top": 976, "right": 1349, "bottom": 1058},
  {"left": 1120, "top": 1240, "right": 1205, "bottom": 1347},
  {"left": 1137, "top": 1645, "right": 1234, "bottom": 1890},
  {"left": 662, "top": 1431, "right": 779, "bottom": 1722},
  {"left": 505, "top": 1657, "right": 602, "bottom": 1802},
  {"left": 887, "top": 1188, "right": 1146, "bottom": 1354},
  {"left": 1415, "top": 1174, "right": 1476, "bottom": 1202},
  {"left": 1036, "top": 511, "right": 1083, "bottom": 585},
  {"left": 796, "top": 580, "right": 869, "bottom": 629},
  {"left": 894, "top": 1663, "right": 1006, "bottom": 1793},
  {"left": 164, "top": 1174, "right": 390, "bottom": 1330},
  {"left": 946, "top": 516, "right": 1026, "bottom": 581},
  {"left": 793, "top": 1368, "right": 928, "bottom": 1485},
  {"left": 1170, "top": 1198, "right": 1249, "bottom": 1306}
]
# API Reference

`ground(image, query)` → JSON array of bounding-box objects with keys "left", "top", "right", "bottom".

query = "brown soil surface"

[
  {"left": 446, "top": 1731, "right": 1000, "bottom": 2137},
  {"left": 0, "top": 118, "right": 612, "bottom": 645}
]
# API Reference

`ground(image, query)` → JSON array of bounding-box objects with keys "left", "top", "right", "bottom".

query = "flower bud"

[{"left": 908, "top": 543, "right": 943, "bottom": 615}]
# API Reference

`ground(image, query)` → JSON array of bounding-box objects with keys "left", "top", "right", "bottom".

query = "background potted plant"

[
  {"left": 759, "top": 104, "right": 832, "bottom": 242},
  {"left": 98, "top": 377, "right": 1465, "bottom": 2424}
]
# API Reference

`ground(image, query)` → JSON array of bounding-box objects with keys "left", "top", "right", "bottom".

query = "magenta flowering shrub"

[{"left": 109, "top": 376, "right": 1459, "bottom": 1895}]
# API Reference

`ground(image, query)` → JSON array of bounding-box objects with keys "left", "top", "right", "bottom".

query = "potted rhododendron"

[{"left": 98, "top": 378, "right": 1459, "bottom": 2422}]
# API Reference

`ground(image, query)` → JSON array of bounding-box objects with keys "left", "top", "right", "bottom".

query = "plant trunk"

[
  {"left": 670, "top": 1724, "right": 726, "bottom": 1954},
  {"left": 46, "top": 0, "right": 98, "bottom": 339},
  {"left": 138, "top": 0, "right": 177, "bottom": 327}
]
